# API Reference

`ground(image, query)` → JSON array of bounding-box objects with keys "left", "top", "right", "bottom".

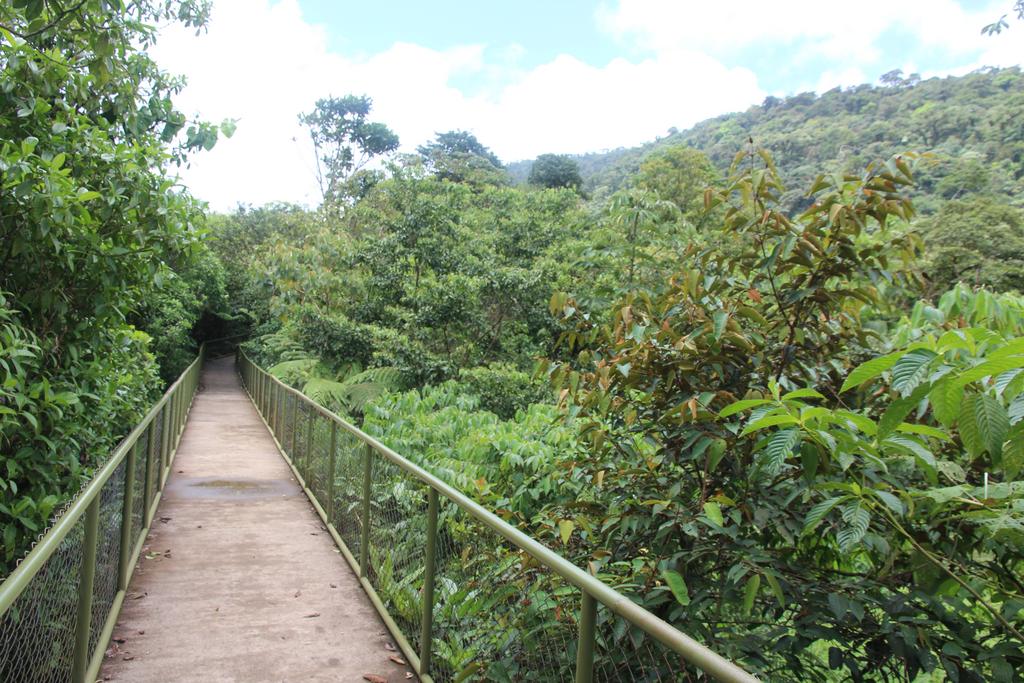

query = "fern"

[
  {"left": 268, "top": 358, "right": 318, "bottom": 384},
  {"left": 301, "top": 365, "right": 402, "bottom": 414}
]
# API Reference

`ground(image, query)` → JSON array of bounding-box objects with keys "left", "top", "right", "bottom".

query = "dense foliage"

[{"left": 0, "top": 1, "right": 230, "bottom": 573}]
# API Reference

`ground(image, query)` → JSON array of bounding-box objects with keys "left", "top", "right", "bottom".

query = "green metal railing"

[
  {"left": 237, "top": 351, "right": 758, "bottom": 683},
  {"left": 0, "top": 346, "right": 205, "bottom": 683}
]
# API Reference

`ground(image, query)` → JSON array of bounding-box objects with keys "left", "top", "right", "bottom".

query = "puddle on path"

[{"left": 169, "top": 476, "right": 299, "bottom": 500}]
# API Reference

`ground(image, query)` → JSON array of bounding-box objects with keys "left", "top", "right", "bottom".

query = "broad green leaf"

[
  {"left": 703, "top": 501, "right": 725, "bottom": 526},
  {"left": 891, "top": 349, "right": 936, "bottom": 394},
  {"left": 959, "top": 393, "right": 1010, "bottom": 458},
  {"left": 742, "top": 574, "right": 761, "bottom": 615},
  {"left": 873, "top": 490, "right": 904, "bottom": 517},
  {"left": 782, "top": 388, "right": 825, "bottom": 401},
  {"left": 840, "top": 351, "right": 902, "bottom": 393},
  {"left": 558, "top": 519, "right": 574, "bottom": 545},
  {"left": 712, "top": 310, "right": 728, "bottom": 341},
  {"left": 877, "top": 383, "right": 930, "bottom": 439},
  {"left": 929, "top": 379, "right": 962, "bottom": 429},
  {"left": 706, "top": 438, "right": 727, "bottom": 473},
  {"left": 837, "top": 503, "right": 870, "bottom": 552},
  {"left": 1009, "top": 394, "right": 1024, "bottom": 424},
  {"left": 740, "top": 413, "right": 799, "bottom": 436},
  {"left": 954, "top": 356, "right": 1024, "bottom": 389},
  {"left": 1002, "top": 422, "right": 1024, "bottom": 479},
  {"left": 884, "top": 434, "right": 936, "bottom": 481},
  {"left": 662, "top": 570, "right": 690, "bottom": 606},
  {"left": 765, "top": 428, "right": 800, "bottom": 473},
  {"left": 895, "top": 422, "right": 952, "bottom": 442},
  {"left": 803, "top": 496, "right": 843, "bottom": 535},
  {"left": 764, "top": 572, "right": 786, "bottom": 607},
  {"left": 719, "top": 398, "right": 772, "bottom": 418}
]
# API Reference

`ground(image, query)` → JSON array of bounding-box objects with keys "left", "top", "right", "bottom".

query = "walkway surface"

[{"left": 101, "top": 357, "right": 412, "bottom": 682}]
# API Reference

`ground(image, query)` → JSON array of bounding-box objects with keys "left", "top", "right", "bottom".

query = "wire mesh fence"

[
  {"left": 0, "top": 348, "right": 205, "bottom": 683},
  {"left": 238, "top": 351, "right": 757, "bottom": 683}
]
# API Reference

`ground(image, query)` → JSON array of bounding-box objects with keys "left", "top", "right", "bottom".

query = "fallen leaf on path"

[
  {"left": 303, "top": 612, "right": 320, "bottom": 618},
  {"left": 362, "top": 675, "right": 387, "bottom": 683},
  {"left": 389, "top": 655, "right": 406, "bottom": 665},
  {"left": 383, "top": 642, "right": 396, "bottom": 652},
  {"left": 122, "top": 656, "right": 134, "bottom": 661},
  {"left": 294, "top": 590, "right": 301, "bottom": 598}
]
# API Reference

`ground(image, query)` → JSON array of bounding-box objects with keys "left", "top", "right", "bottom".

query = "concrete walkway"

[{"left": 101, "top": 357, "right": 412, "bottom": 682}]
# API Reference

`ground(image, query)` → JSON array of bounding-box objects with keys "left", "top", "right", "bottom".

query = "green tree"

[
  {"left": 299, "top": 94, "right": 399, "bottom": 205},
  {"left": 417, "top": 130, "right": 507, "bottom": 185},
  {"left": 0, "top": 0, "right": 227, "bottom": 571},
  {"left": 634, "top": 145, "right": 719, "bottom": 222},
  {"left": 528, "top": 153, "right": 583, "bottom": 191},
  {"left": 919, "top": 197, "right": 1024, "bottom": 293}
]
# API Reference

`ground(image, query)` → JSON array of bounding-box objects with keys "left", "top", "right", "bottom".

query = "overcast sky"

[{"left": 152, "top": 0, "right": 1022, "bottom": 210}]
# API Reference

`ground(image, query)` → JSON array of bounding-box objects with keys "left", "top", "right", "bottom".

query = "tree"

[
  {"left": 919, "top": 197, "right": 1024, "bottom": 293},
  {"left": 0, "top": 0, "right": 228, "bottom": 571},
  {"left": 299, "top": 95, "right": 399, "bottom": 205},
  {"left": 983, "top": 1, "right": 1024, "bottom": 34},
  {"left": 417, "top": 130, "right": 506, "bottom": 184},
  {"left": 528, "top": 154, "right": 583, "bottom": 191},
  {"left": 634, "top": 145, "right": 719, "bottom": 223}
]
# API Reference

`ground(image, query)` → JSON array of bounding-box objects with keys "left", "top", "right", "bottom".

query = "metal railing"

[
  {"left": 237, "top": 350, "right": 758, "bottom": 683},
  {"left": 0, "top": 345, "right": 205, "bottom": 683}
]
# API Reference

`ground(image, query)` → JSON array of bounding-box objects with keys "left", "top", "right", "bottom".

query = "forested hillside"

[{"left": 510, "top": 67, "right": 1024, "bottom": 212}]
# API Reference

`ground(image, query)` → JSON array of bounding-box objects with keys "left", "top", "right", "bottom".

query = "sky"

[{"left": 152, "top": 0, "right": 1023, "bottom": 210}]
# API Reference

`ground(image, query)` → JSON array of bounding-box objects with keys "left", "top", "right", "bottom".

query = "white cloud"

[
  {"left": 154, "top": 0, "right": 764, "bottom": 209},
  {"left": 156, "top": 0, "right": 1020, "bottom": 210},
  {"left": 597, "top": 0, "right": 1012, "bottom": 65}
]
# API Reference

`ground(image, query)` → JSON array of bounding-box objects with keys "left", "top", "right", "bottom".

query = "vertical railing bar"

[
  {"left": 289, "top": 393, "right": 298, "bottom": 457},
  {"left": 118, "top": 437, "right": 139, "bottom": 591},
  {"left": 71, "top": 496, "right": 100, "bottom": 683},
  {"left": 359, "top": 443, "right": 373, "bottom": 577},
  {"left": 574, "top": 592, "right": 597, "bottom": 683},
  {"left": 419, "top": 487, "right": 439, "bottom": 676},
  {"left": 305, "top": 405, "right": 314, "bottom": 481},
  {"left": 275, "top": 382, "right": 282, "bottom": 439},
  {"left": 326, "top": 421, "right": 338, "bottom": 522},
  {"left": 144, "top": 409, "right": 158, "bottom": 527}
]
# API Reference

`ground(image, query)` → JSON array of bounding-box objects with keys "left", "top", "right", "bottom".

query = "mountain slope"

[{"left": 509, "top": 67, "right": 1024, "bottom": 212}]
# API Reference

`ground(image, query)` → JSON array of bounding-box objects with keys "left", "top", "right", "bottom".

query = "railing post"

[
  {"left": 276, "top": 384, "right": 284, "bottom": 440},
  {"left": 289, "top": 394, "right": 298, "bottom": 457},
  {"left": 326, "top": 422, "right": 338, "bottom": 522},
  {"left": 270, "top": 380, "right": 278, "bottom": 435},
  {"left": 419, "top": 487, "right": 439, "bottom": 676},
  {"left": 574, "top": 592, "right": 597, "bottom": 683},
  {"left": 145, "top": 409, "right": 158, "bottom": 527},
  {"left": 260, "top": 370, "right": 266, "bottom": 415},
  {"left": 71, "top": 496, "right": 100, "bottom": 683},
  {"left": 156, "top": 401, "right": 168, "bottom": 491},
  {"left": 359, "top": 444, "right": 373, "bottom": 577},
  {"left": 304, "top": 407, "right": 315, "bottom": 480},
  {"left": 118, "top": 437, "right": 139, "bottom": 591}
]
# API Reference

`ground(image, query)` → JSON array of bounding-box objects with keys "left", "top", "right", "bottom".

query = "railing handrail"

[
  {"left": 238, "top": 350, "right": 758, "bottom": 683},
  {"left": 0, "top": 345, "right": 205, "bottom": 612}
]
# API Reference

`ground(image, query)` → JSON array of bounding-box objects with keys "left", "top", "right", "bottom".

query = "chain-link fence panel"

[
  {"left": 329, "top": 429, "right": 365, "bottom": 559},
  {"left": 0, "top": 516, "right": 85, "bottom": 683},
  {"left": 427, "top": 503, "right": 580, "bottom": 682}
]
